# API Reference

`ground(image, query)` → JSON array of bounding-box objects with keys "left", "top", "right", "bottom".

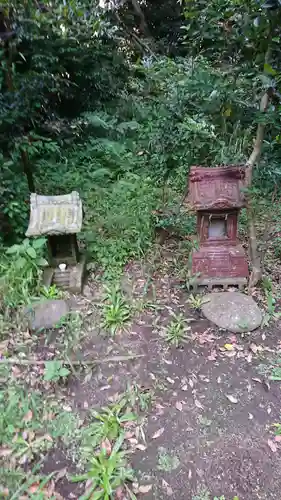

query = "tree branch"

[
  {"left": 114, "top": 9, "right": 156, "bottom": 57},
  {"left": 0, "top": 354, "right": 144, "bottom": 366},
  {"left": 246, "top": 90, "right": 270, "bottom": 289}
]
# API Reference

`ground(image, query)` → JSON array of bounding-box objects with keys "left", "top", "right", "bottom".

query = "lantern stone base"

[
  {"left": 42, "top": 254, "right": 87, "bottom": 294},
  {"left": 191, "top": 245, "right": 248, "bottom": 291}
]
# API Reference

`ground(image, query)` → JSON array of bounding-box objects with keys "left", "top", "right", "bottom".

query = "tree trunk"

[
  {"left": 131, "top": 0, "right": 151, "bottom": 37},
  {"left": 246, "top": 91, "right": 269, "bottom": 289},
  {"left": 21, "top": 149, "right": 35, "bottom": 193}
]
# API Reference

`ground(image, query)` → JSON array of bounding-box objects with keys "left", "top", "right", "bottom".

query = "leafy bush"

[
  {"left": 0, "top": 238, "right": 47, "bottom": 310},
  {"left": 83, "top": 174, "right": 164, "bottom": 274}
]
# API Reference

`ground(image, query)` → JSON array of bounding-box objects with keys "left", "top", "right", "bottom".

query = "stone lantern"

[
  {"left": 188, "top": 165, "right": 249, "bottom": 290},
  {"left": 26, "top": 191, "right": 86, "bottom": 293}
]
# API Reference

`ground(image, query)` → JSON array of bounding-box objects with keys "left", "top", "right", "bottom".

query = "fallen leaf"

[
  {"left": 55, "top": 468, "right": 67, "bottom": 482},
  {"left": 248, "top": 413, "right": 254, "bottom": 420},
  {"left": 188, "top": 378, "right": 194, "bottom": 388},
  {"left": 11, "top": 365, "right": 21, "bottom": 377},
  {"left": 181, "top": 384, "right": 188, "bottom": 391},
  {"left": 135, "top": 444, "right": 147, "bottom": 451},
  {"left": 166, "top": 377, "right": 174, "bottom": 384},
  {"left": 268, "top": 438, "right": 277, "bottom": 453},
  {"left": 223, "top": 351, "right": 236, "bottom": 358},
  {"left": 252, "top": 377, "right": 262, "bottom": 384},
  {"left": 115, "top": 486, "right": 125, "bottom": 499},
  {"left": 128, "top": 438, "right": 138, "bottom": 445},
  {"left": 162, "top": 479, "right": 173, "bottom": 496},
  {"left": 275, "top": 435, "right": 281, "bottom": 442},
  {"left": 225, "top": 394, "right": 238, "bottom": 404},
  {"left": 28, "top": 484, "right": 40, "bottom": 495},
  {"left": 152, "top": 427, "right": 164, "bottom": 439},
  {"left": 208, "top": 350, "right": 217, "bottom": 361},
  {"left": 198, "top": 332, "right": 216, "bottom": 344},
  {"left": 246, "top": 353, "right": 253, "bottom": 363},
  {"left": 163, "top": 359, "right": 172, "bottom": 365},
  {"left": 262, "top": 379, "right": 270, "bottom": 392},
  {"left": 188, "top": 469, "right": 192, "bottom": 479},
  {"left": 101, "top": 438, "right": 112, "bottom": 455},
  {"left": 224, "top": 343, "right": 234, "bottom": 351},
  {"left": 85, "top": 479, "right": 93, "bottom": 489},
  {"left": 0, "top": 339, "right": 9, "bottom": 353},
  {"left": 194, "top": 399, "right": 204, "bottom": 410},
  {"left": 138, "top": 484, "right": 152, "bottom": 494},
  {"left": 175, "top": 401, "right": 183, "bottom": 411},
  {"left": 42, "top": 434, "right": 53, "bottom": 442},
  {"left": 249, "top": 343, "right": 259, "bottom": 354},
  {"left": 125, "top": 431, "right": 134, "bottom": 439},
  {"left": 62, "top": 405, "right": 72, "bottom": 412},
  {"left": 23, "top": 410, "right": 33, "bottom": 422}
]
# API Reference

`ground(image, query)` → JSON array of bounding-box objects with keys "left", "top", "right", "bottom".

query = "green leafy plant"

[
  {"left": 261, "top": 291, "right": 281, "bottom": 327},
  {"left": 71, "top": 434, "right": 136, "bottom": 500},
  {"left": 0, "top": 387, "right": 56, "bottom": 465},
  {"left": 7, "top": 471, "right": 56, "bottom": 500},
  {"left": 101, "top": 285, "right": 131, "bottom": 335},
  {"left": 43, "top": 360, "right": 70, "bottom": 382},
  {"left": 54, "top": 312, "right": 84, "bottom": 356},
  {"left": 157, "top": 447, "right": 180, "bottom": 472},
  {"left": 163, "top": 312, "right": 192, "bottom": 348},
  {"left": 125, "top": 383, "right": 154, "bottom": 412},
  {"left": 0, "top": 238, "right": 47, "bottom": 309},
  {"left": 185, "top": 270, "right": 201, "bottom": 292},
  {"left": 268, "top": 358, "right": 281, "bottom": 381},
  {"left": 187, "top": 294, "right": 209, "bottom": 311},
  {"left": 0, "top": 238, "right": 47, "bottom": 308},
  {"left": 40, "top": 285, "right": 63, "bottom": 299},
  {"left": 79, "top": 400, "right": 137, "bottom": 460}
]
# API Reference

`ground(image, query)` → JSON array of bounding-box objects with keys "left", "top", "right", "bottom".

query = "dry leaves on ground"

[
  {"left": 152, "top": 427, "right": 164, "bottom": 439},
  {"left": 268, "top": 439, "right": 278, "bottom": 453},
  {"left": 225, "top": 394, "right": 238, "bottom": 404}
]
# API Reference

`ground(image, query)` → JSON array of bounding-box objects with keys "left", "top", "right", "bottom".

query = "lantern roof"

[
  {"left": 26, "top": 191, "right": 83, "bottom": 237},
  {"left": 188, "top": 165, "right": 246, "bottom": 211}
]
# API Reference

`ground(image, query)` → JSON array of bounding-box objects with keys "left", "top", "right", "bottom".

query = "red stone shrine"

[{"left": 188, "top": 165, "right": 249, "bottom": 290}]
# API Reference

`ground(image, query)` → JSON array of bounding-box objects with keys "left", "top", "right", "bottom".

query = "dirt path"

[
  {"left": 3, "top": 241, "right": 281, "bottom": 500},
  {"left": 41, "top": 252, "right": 281, "bottom": 500}
]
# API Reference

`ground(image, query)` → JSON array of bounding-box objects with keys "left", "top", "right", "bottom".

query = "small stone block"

[
  {"left": 69, "top": 255, "right": 87, "bottom": 294},
  {"left": 24, "top": 299, "right": 70, "bottom": 331}
]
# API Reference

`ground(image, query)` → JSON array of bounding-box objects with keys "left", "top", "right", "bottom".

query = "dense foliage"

[{"left": 1, "top": 0, "right": 281, "bottom": 298}]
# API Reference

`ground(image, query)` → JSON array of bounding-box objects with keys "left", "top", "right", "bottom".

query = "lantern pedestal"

[{"left": 191, "top": 246, "right": 248, "bottom": 290}]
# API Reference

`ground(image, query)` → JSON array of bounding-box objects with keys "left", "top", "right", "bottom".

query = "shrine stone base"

[
  {"left": 43, "top": 254, "right": 87, "bottom": 294},
  {"left": 191, "top": 245, "right": 248, "bottom": 291}
]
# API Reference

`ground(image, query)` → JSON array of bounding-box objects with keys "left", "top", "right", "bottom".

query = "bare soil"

[{"left": 40, "top": 243, "right": 281, "bottom": 500}]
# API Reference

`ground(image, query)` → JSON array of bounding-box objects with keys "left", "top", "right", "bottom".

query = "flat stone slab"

[
  {"left": 201, "top": 292, "right": 262, "bottom": 333},
  {"left": 25, "top": 299, "right": 70, "bottom": 331}
]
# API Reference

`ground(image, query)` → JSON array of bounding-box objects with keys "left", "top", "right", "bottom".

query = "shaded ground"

[
  {"left": 44, "top": 244, "right": 281, "bottom": 500},
  {"left": 2, "top": 240, "right": 281, "bottom": 500}
]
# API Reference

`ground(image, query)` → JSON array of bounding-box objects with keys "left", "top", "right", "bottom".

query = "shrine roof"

[
  {"left": 188, "top": 165, "right": 246, "bottom": 211},
  {"left": 26, "top": 191, "right": 83, "bottom": 237}
]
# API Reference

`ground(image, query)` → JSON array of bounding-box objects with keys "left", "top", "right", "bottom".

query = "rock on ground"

[
  {"left": 25, "top": 299, "right": 70, "bottom": 331},
  {"left": 201, "top": 291, "right": 262, "bottom": 333}
]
